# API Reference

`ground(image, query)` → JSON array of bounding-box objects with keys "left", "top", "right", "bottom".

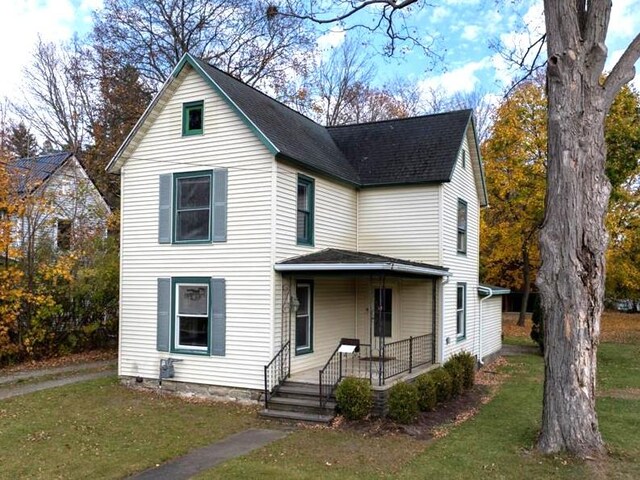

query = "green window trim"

[
  {"left": 456, "top": 282, "right": 467, "bottom": 340},
  {"left": 173, "top": 170, "right": 213, "bottom": 244},
  {"left": 296, "top": 174, "right": 314, "bottom": 246},
  {"left": 182, "top": 101, "right": 204, "bottom": 136},
  {"left": 457, "top": 198, "right": 468, "bottom": 255},
  {"left": 295, "top": 280, "right": 314, "bottom": 355},
  {"left": 170, "top": 277, "right": 212, "bottom": 355}
]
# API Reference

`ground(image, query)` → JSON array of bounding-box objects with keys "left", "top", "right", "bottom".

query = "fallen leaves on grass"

[{"left": 0, "top": 350, "right": 116, "bottom": 375}]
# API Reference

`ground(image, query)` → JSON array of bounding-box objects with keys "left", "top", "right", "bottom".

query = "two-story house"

[
  {"left": 107, "top": 53, "right": 508, "bottom": 419},
  {"left": 9, "top": 151, "right": 110, "bottom": 254}
]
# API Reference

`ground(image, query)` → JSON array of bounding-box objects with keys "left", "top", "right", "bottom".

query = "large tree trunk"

[{"left": 536, "top": 3, "right": 610, "bottom": 456}]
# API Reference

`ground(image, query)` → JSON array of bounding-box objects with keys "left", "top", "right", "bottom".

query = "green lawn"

[
  {"left": 0, "top": 343, "right": 638, "bottom": 479},
  {"left": 199, "top": 345, "right": 640, "bottom": 479},
  {"left": 0, "top": 379, "right": 263, "bottom": 479}
]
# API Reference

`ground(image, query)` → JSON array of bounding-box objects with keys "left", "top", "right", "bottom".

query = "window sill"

[
  {"left": 295, "top": 348, "right": 313, "bottom": 356},
  {"left": 456, "top": 335, "right": 466, "bottom": 343},
  {"left": 171, "top": 348, "right": 210, "bottom": 356}
]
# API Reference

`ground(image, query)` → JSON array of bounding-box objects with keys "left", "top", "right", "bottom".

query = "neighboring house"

[
  {"left": 107, "top": 53, "right": 509, "bottom": 418},
  {"left": 8, "top": 152, "right": 110, "bottom": 254}
]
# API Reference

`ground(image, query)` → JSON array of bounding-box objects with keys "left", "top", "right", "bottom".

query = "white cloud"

[
  {"left": 316, "top": 27, "right": 346, "bottom": 52},
  {"left": 461, "top": 25, "right": 480, "bottom": 41},
  {"left": 419, "top": 59, "right": 489, "bottom": 96},
  {"left": 0, "top": 0, "right": 102, "bottom": 103},
  {"left": 430, "top": 6, "right": 451, "bottom": 22}
]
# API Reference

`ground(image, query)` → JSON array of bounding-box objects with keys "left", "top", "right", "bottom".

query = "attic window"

[
  {"left": 462, "top": 150, "right": 467, "bottom": 169},
  {"left": 183, "top": 101, "right": 203, "bottom": 136}
]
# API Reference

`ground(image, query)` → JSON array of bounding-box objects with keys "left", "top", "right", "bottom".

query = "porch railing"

[
  {"left": 380, "top": 333, "right": 433, "bottom": 383},
  {"left": 263, "top": 340, "right": 291, "bottom": 408},
  {"left": 318, "top": 343, "right": 372, "bottom": 408}
]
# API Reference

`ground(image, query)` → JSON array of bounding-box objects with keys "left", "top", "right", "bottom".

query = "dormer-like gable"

[{"left": 108, "top": 53, "right": 487, "bottom": 208}]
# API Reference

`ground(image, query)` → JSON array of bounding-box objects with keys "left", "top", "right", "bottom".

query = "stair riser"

[{"left": 267, "top": 402, "right": 334, "bottom": 415}]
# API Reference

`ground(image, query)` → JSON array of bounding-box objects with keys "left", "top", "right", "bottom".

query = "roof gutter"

[{"left": 274, "top": 262, "right": 451, "bottom": 277}]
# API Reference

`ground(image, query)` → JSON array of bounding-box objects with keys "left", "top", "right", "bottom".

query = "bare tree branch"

[{"left": 604, "top": 32, "right": 640, "bottom": 110}]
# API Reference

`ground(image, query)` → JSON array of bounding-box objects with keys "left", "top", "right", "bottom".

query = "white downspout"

[
  {"left": 477, "top": 286, "right": 493, "bottom": 366},
  {"left": 439, "top": 275, "right": 450, "bottom": 364}
]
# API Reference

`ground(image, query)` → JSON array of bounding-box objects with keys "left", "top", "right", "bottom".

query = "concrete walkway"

[
  {"left": 0, "top": 359, "right": 117, "bottom": 400},
  {"left": 0, "top": 359, "right": 116, "bottom": 386},
  {"left": 0, "top": 370, "right": 115, "bottom": 400},
  {"left": 129, "top": 428, "right": 289, "bottom": 480}
]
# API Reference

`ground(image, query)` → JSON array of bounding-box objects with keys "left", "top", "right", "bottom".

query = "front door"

[{"left": 295, "top": 282, "right": 313, "bottom": 354}]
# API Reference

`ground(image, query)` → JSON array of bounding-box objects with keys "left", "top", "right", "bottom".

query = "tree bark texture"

[{"left": 537, "top": 0, "right": 613, "bottom": 457}]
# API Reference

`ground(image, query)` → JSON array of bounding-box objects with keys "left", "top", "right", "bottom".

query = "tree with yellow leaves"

[{"left": 481, "top": 77, "right": 547, "bottom": 327}]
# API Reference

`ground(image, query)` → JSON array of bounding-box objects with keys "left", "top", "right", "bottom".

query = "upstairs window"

[
  {"left": 183, "top": 101, "right": 203, "bottom": 136},
  {"left": 57, "top": 219, "right": 72, "bottom": 250},
  {"left": 457, "top": 199, "right": 467, "bottom": 254},
  {"left": 296, "top": 175, "right": 314, "bottom": 245},
  {"left": 462, "top": 150, "right": 467, "bottom": 169},
  {"left": 174, "top": 171, "right": 212, "bottom": 243}
]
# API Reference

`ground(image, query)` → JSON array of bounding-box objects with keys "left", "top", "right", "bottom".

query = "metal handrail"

[
  {"left": 263, "top": 340, "right": 290, "bottom": 408},
  {"left": 318, "top": 343, "right": 342, "bottom": 408}
]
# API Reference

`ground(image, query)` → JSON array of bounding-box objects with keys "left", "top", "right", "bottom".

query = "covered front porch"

[{"left": 264, "top": 249, "right": 449, "bottom": 408}]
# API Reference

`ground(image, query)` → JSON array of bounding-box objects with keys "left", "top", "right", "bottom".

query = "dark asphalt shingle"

[
  {"left": 8, "top": 151, "right": 72, "bottom": 194},
  {"left": 195, "top": 59, "right": 470, "bottom": 187},
  {"left": 277, "top": 248, "right": 448, "bottom": 273}
]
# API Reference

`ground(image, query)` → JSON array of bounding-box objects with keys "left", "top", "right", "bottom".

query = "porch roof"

[
  {"left": 478, "top": 283, "right": 511, "bottom": 296},
  {"left": 274, "top": 248, "right": 450, "bottom": 278}
]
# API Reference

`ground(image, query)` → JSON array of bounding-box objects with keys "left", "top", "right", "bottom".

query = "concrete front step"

[
  {"left": 267, "top": 395, "right": 336, "bottom": 414},
  {"left": 260, "top": 408, "right": 334, "bottom": 424}
]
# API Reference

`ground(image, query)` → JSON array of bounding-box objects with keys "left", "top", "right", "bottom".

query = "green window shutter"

[
  {"left": 158, "top": 174, "right": 172, "bottom": 244},
  {"left": 212, "top": 169, "right": 228, "bottom": 242},
  {"left": 157, "top": 278, "right": 171, "bottom": 351},
  {"left": 210, "top": 277, "right": 226, "bottom": 356}
]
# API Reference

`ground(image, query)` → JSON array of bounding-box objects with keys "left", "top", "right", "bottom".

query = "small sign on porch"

[{"left": 338, "top": 338, "right": 360, "bottom": 353}]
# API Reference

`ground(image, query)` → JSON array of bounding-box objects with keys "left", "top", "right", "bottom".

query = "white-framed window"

[
  {"left": 174, "top": 280, "right": 209, "bottom": 352},
  {"left": 295, "top": 281, "right": 313, "bottom": 354},
  {"left": 456, "top": 283, "right": 466, "bottom": 339},
  {"left": 457, "top": 199, "right": 467, "bottom": 254}
]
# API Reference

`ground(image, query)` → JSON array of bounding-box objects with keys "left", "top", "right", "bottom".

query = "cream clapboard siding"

[
  {"left": 357, "top": 185, "right": 440, "bottom": 264},
  {"left": 290, "top": 278, "right": 357, "bottom": 373},
  {"left": 355, "top": 278, "right": 434, "bottom": 345},
  {"left": 441, "top": 130, "right": 481, "bottom": 360},
  {"left": 480, "top": 296, "right": 502, "bottom": 357},
  {"left": 274, "top": 163, "right": 357, "bottom": 365},
  {"left": 119, "top": 66, "right": 275, "bottom": 390},
  {"left": 275, "top": 162, "right": 357, "bottom": 262}
]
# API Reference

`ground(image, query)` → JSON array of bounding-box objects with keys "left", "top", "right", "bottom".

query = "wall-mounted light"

[{"left": 290, "top": 296, "right": 300, "bottom": 313}]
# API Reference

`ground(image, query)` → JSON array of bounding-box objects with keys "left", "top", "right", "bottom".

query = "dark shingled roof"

[
  {"left": 328, "top": 111, "right": 472, "bottom": 185},
  {"left": 193, "top": 58, "right": 471, "bottom": 187},
  {"left": 8, "top": 151, "right": 73, "bottom": 194},
  {"left": 194, "top": 58, "right": 360, "bottom": 184},
  {"left": 277, "top": 248, "right": 448, "bottom": 273}
]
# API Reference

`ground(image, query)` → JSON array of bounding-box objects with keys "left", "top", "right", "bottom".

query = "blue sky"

[{"left": 1, "top": 0, "right": 639, "bottom": 104}]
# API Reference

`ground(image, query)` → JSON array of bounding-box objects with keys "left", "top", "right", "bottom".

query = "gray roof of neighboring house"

[
  {"left": 193, "top": 57, "right": 473, "bottom": 187},
  {"left": 275, "top": 248, "right": 450, "bottom": 277},
  {"left": 8, "top": 151, "right": 73, "bottom": 194}
]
